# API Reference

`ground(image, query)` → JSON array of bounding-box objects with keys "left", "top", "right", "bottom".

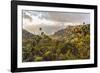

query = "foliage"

[{"left": 22, "top": 24, "right": 90, "bottom": 62}]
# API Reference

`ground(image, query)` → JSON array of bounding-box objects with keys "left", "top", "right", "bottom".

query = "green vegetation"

[{"left": 22, "top": 24, "right": 90, "bottom": 62}]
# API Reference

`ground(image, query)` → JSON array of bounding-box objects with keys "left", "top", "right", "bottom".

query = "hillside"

[
  {"left": 22, "top": 24, "right": 90, "bottom": 62},
  {"left": 22, "top": 29, "right": 34, "bottom": 38},
  {"left": 53, "top": 24, "right": 90, "bottom": 38}
]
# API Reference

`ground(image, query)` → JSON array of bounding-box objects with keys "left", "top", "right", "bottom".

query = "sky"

[{"left": 22, "top": 10, "right": 90, "bottom": 35}]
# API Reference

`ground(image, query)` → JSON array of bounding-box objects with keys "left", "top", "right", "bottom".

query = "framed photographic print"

[{"left": 11, "top": 1, "right": 97, "bottom": 72}]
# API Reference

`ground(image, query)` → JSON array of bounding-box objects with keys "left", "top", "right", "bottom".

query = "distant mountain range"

[
  {"left": 22, "top": 24, "right": 90, "bottom": 39},
  {"left": 54, "top": 26, "right": 73, "bottom": 37}
]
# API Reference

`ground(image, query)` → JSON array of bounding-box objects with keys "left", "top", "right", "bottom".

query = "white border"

[{"left": 17, "top": 5, "right": 94, "bottom": 68}]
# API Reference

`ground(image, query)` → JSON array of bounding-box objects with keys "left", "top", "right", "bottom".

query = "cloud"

[{"left": 22, "top": 10, "right": 90, "bottom": 35}]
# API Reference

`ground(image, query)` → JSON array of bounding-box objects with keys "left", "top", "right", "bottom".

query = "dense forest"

[{"left": 22, "top": 24, "right": 90, "bottom": 62}]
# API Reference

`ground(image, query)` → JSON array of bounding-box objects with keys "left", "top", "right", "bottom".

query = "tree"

[
  {"left": 83, "top": 22, "right": 85, "bottom": 24},
  {"left": 39, "top": 27, "right": 42, "bottom": 31}
]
